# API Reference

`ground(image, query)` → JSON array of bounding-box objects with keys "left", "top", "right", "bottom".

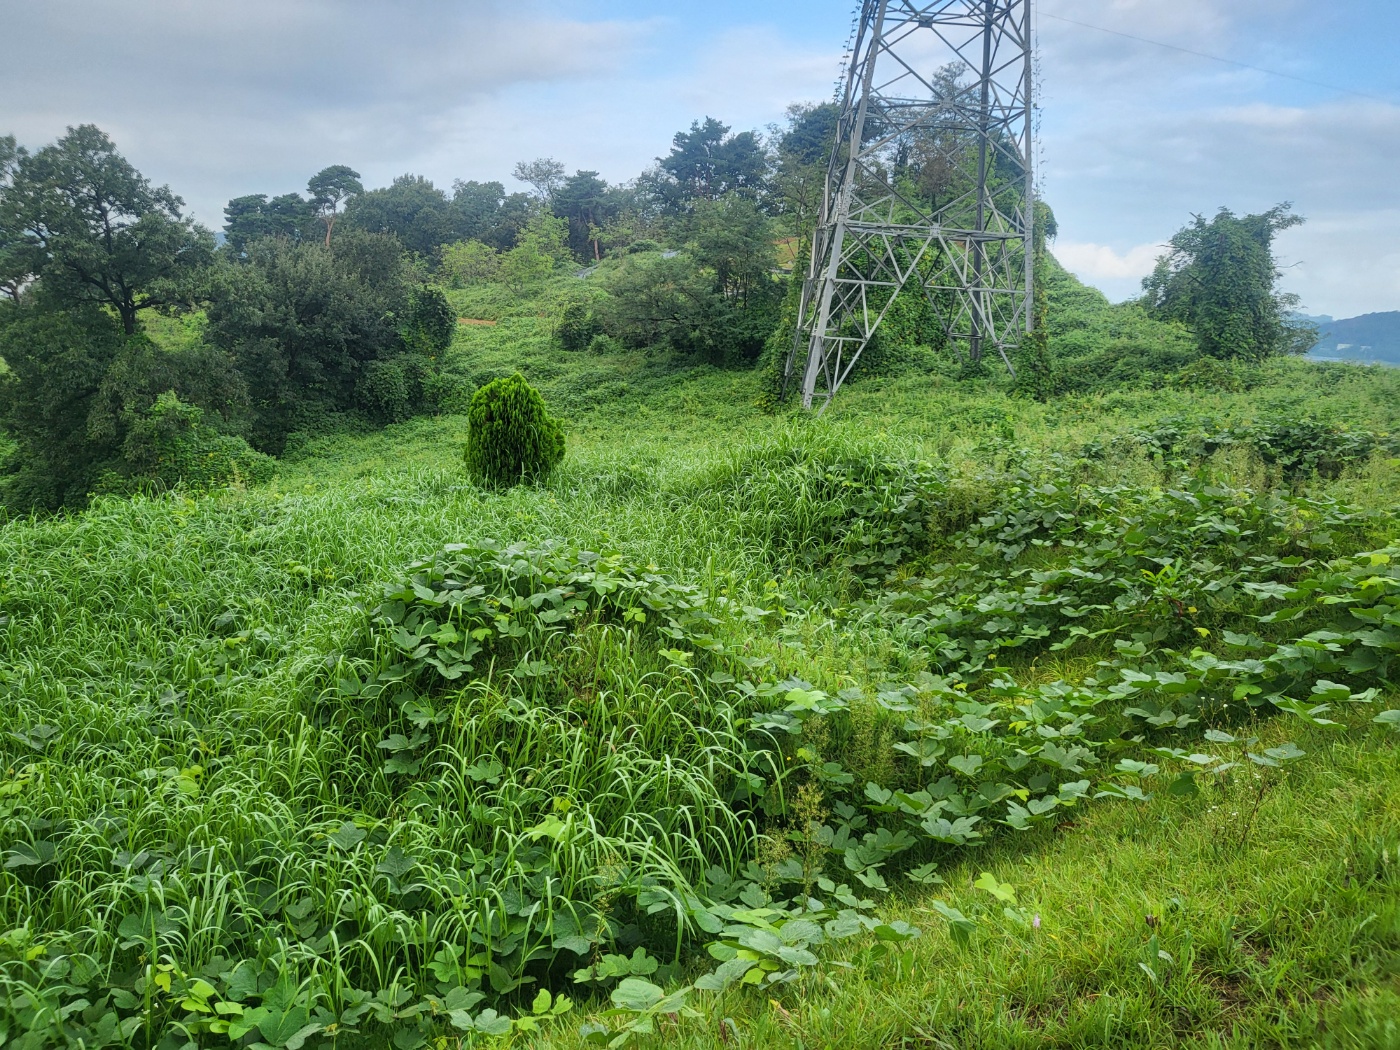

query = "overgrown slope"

[{"left": 2, "top": 345, "right": 1399, "bottom": 1050}]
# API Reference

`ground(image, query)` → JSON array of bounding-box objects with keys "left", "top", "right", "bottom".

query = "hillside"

[
  {"left": 1309, "top": 311, "right": 1400, "bottom": 366},
  {"left": 4, "top": 271, "right": 1400, "bottom": 1048}
]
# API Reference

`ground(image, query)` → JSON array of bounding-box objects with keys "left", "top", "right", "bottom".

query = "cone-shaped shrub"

[{"left": 464, "top": 372, "right": 565, "bottom": 487}]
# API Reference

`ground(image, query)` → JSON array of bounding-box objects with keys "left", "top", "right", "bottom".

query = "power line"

[{"left": 1040, "top": 12, "right": 1395, "bottom": 105}]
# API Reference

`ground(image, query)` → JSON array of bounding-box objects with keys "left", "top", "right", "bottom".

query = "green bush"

[
  {"left": 356, "top": 354, "right": 439, "bottom": 424},
  {"left": 556, "top": 298, "right": 601, "bottom": 352},
  {"left": 421, "top": 370, "right": 474, "bottom": 415},
  {"left": 402, "top": 286, "right": 456, "bottom": 356},
  {"left": 463, "top": 372, "right": 565, "bottom": 487},
  {"left": 115, "top": 390, "right": 273, "bottom": 492},
  {"left": 587, "top": 333, "right": 624, "bottom": 355}
]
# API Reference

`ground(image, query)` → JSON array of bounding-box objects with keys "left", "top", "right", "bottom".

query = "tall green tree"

[
  {"left": 223, "top": 192, "right": 315, "bottom": 254},
  {"left": 344, "top": 174, "right": 455, "bottom": 258},
  {"left": 648, "top": 118, "right": 769, "bottom": 213},
  {"left": 598, "top": 196, "right": 779, "bottom": 365},
  {"left": 497, "top": 214, "right": 571, "bottom": 290},
  {"left": 450, "top": 180, "right": 535, "bottom": 250},
  {"left": 771, "top": 103, "right": 839, "bottom": 237},
  {"left": 307, "top": 165, "right": 363, "bottom": 248},
  {"left": 0, "top": 302, "right": 126, "bottom": 508},
  {"left": 690, "top": 195, "right": 777, "bottom": 312},
  {"left": 553, "top": 170, "right": 611, "bottom": 261},
  {"left": 511, "top": 158, "right": 566, "bottom": 205},
  {"left": 0, "top": 299, "right": 246, "bottom": 511},
  {"left": 0, "top": 134, "right": 27, "bottom": 299},
  {"left": 206, "top": 229, "right": 410, "bottom": 451},
  {"left": 5, "top": 125, "right": 213, "bottom": 335},
  {"left": 1141, "top": 204, "right": 1308, "bottom": 362}
]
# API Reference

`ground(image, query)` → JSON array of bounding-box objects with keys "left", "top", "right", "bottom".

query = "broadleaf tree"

[{"left": 1141, "top": 204, "right": 1310, "bottom": 362}]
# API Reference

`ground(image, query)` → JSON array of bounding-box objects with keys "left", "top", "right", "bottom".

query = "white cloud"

[
  {"left": 1276, "top": 210, "right": 1400, "bottom": 320},
  {"left": 1054, "top": 241, "right": 1160, "bottom": 283},
  {"left": 1041, "top": 65, "right": 1400, "bottom": 316},
  {"left": 0, "top": 0, "right": 653, "bottom": 223}
]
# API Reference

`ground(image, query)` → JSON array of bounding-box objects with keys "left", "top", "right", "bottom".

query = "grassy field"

[{"left": 2, "top": 300, "right": 1399, "bottom": 1049}]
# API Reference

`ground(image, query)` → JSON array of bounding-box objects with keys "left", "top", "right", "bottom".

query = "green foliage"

[
  {"left": 222, "top": 192, "right": 315, "bottom": 255},
  {"left": 357, "top": 355, "right": 423, "bottom": 424},
  {"left": 88, "top": 332, "right": 248, "bottom": 442},
  {"left": 112, "top": 391, "right": 273, "bottom": 492},
  {"left": 499, "top": 215, "right": 572, "bottom": 290},
  {"left": 1124, "top": 415, "right": 1399, "bottom": 480},
  {"left": 402, "top": 286, "right": 455, "bottom": 357},
  {"left": 343, "top": 173, "right": 455, "bottom": 258},
  {"left": 7, "top": 113, "right": 1400, "bottom": 1050},
  {"left": 463, "top": 372, "right": 566, "bottom": 487},
  {"left": 438, "top": 239, "right": 499, "bottom": 287},
  {"left": 1142, "top": 204, "right": 1308, "bottom": 362},
  {"left": 0, "top": 301, "right": 126, "bottom": 510},
  {"left": 647, "top": 117, "right": 768, "bottom": 213},
  {"left": 452, "top": 180, "right": 537, "bottom": 251},
  {"left": 1, "top": 369, "right": 1398, "bottom": 1046},
  {"left": 770, "top": 103, "right": 839, "bottom": 237},
  {"left": 306, "top": 164, "right": 363, "bottom": 247},
  {"left": 206, "top": 230, "right": 412, "bottom": 451},
  {"left": 553, "top": 170, "right": 613, "bottom": 261},
  {"left": 1012, "top": 205, "right": 1056, "bottom": 401},
  {"left": 595, "top": 252, "right": 715, "bottom": 352},
  {"left": 3, "top": 125, "right": 213, "bottom": 336},
  {"left": 593, "top": 202, "right": 781, "bottom": 365},
  {"left": 0, "top": 135, "right": 30, "bottom": 299},
  {"left": 556, "top": 298, "right": 602, "bottom": 352}
]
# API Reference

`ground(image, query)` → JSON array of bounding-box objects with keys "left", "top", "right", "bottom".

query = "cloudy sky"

[{"left": 3, "top": 0, "right": 1397, "bottom": 318}]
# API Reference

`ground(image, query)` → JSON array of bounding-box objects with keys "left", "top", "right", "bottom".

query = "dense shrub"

[
  {"left": 0, "top": 303, "right": 128, "bottom": 510},
  {"left": 402, "top": 286, "right": 456, "bottom": 356},
  {"left": 438, "top": 239, "right": 499, "bottom": 287},
  {"left": 421, "top": 370, "right": 474, "bottom": 415},
  {"left": 556, "top": 298, "right": 602, "bottom": 351},
  {"left": 111, "top": 390, "right": 273, "bottom": 492},
  {"left": 1125, "top": 415, "right": 1398, "bottom": 479},
  {"left": 0, "top": 309, "right": 252, "bottom": 512},
  {"left": 206, "top": 230, "right": 412, "bottom": 452},
  {"left": 463, "top": 372, "right": 565, "bottom": 487},
  {"left": 356, "top": 356, "right": 420, "bottom": 423},
  {"left": 587, "top": 333, "right": 624, "bottom": 355}
]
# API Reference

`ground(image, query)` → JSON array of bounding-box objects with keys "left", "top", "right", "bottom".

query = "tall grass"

[{"left": 2, "top": 352, "right": 1399, "bottom": 1048}]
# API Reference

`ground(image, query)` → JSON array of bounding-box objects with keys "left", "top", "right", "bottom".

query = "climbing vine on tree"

[{"left": 1141, "top": 203, "right": 1311, "bottom": 362}]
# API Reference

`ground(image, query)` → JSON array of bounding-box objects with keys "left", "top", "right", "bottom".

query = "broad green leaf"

[
  {"left": 610, "top": 977, "right": 665, "bottom": 1013},
  {"left": 973, "top": 872, "right": 1017, "bottom": 904}
]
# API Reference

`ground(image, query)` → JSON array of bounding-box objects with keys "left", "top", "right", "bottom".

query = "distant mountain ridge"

[{"left": 1305, "top": 311, "right": 1400, "bottom": 366}]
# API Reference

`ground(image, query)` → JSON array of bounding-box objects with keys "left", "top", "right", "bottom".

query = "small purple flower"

[{"left": 1032, "top": 913, "right": 1041, "bottom": 930}]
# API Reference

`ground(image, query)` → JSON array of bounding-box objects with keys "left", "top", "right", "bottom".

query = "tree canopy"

[
  {"left": 4, "top": 125, "right": 212, "bottom": 334},
  {"left": 307, "top": 164, "right": 363, "bottom": 247},
  {"left": 223, "top": 192, "right": 315, "bottom": 254},
  {"left": 1142, "top": 204, "right": 1308, "bottom": 361},
  {"left": 343, "top": 174, "right": 455, "bottom": 258},
  {"left": 648, "top": 117, "right": 769, "bottom": 213}
]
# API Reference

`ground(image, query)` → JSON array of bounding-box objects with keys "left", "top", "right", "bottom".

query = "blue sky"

[{"left": 2, "top": 0, "right": 1397, "bottom": 317}]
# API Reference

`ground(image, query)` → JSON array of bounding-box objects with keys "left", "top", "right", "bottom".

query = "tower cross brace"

[{"left": 785, "top": 0, "right": 1035, "bottom": 409}]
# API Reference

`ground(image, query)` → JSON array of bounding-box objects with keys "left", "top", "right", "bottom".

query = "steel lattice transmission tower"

[{"left": 785, "top": 0, "right": 1035, "bottom": 409}]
